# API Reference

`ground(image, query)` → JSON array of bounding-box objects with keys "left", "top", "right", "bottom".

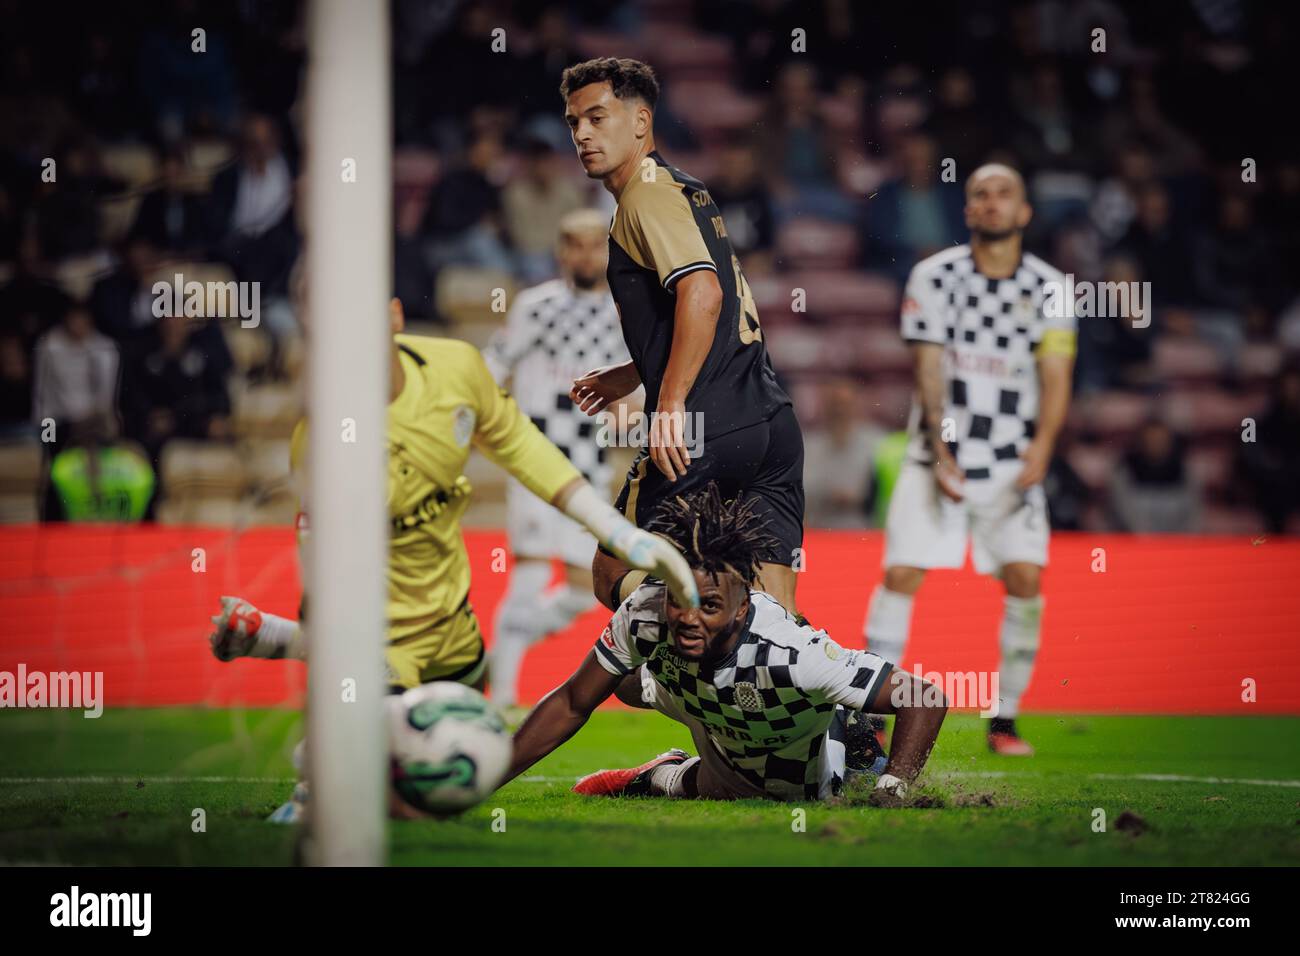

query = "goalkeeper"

[{"left": 207, "top": 297, "right": 698, "bottom": 692}]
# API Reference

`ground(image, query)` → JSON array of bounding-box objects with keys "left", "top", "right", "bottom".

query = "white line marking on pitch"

[{"left": 0, "top": 776, "right": 292, "bottom": 785}]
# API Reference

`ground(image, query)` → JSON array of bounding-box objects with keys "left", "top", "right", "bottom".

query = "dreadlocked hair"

[{"left": 646, "top": 482, "right": 778, "bottom": 588}]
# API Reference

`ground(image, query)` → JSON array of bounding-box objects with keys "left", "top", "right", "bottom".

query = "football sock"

[
  {"left": 647, "top": 756, "right": 700, "bottom": 797},
  {"left": 864, "top": 585, "right": 914, "bottom": 666},
  {"left": 997, "top": 594, "right": 1043, "bottom": 719}
]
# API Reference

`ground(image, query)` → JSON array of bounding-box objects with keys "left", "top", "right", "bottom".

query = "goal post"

[{"left": 303, "top": 0, "right": 392, "bottom": 866}]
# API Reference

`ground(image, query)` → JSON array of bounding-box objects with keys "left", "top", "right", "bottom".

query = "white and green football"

[{"left": 386, "top": 681, "right": 511, "bottom": 816}]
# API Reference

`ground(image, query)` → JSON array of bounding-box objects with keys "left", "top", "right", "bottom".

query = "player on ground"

[
  {"left": 502, "top": 484, "right": 948, "bottom": 804},
  {"left": 484, "top": 209, "right": 634, "bottom": 709},
  {"left": 207, "top": 298, "right": 699, "bottom": 692},
  {"left": 863, "top": 164, "right": 1076, "bottom": 756},
  {"left": 559, "top": 58, "right": 806, "bottom": 616}
]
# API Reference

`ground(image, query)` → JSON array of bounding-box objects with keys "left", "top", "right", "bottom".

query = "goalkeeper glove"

[
  {"left": 209, "top": 596, "right": 304, "bottom": 661},
  {"left": 561, "top": 483, "right": 699, "bottom": 609}
]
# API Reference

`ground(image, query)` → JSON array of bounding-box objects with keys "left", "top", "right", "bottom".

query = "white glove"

[
  {"left": 875, "top": 773, "right": 908, "bottom": 798},
  {"left": 609, "top": 524, "right": 700, "bottom": 610},
  {"left": 209, "top": 596, "right": 264, "bottom": 661},
  {"left": 209, "top": 596, "right": 304, "bottom": 661},
  {"left": 561, "top": 483, "right": 699, "bottom": 609}
]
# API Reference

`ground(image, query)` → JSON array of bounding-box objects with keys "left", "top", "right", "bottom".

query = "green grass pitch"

[{"left": 2, "top": 709, "right": 1298, "bottom": 866}]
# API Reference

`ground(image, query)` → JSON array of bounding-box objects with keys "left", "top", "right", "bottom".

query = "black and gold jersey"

[{"left": 608, "top": 150, "right": 791, "bottom": 439}]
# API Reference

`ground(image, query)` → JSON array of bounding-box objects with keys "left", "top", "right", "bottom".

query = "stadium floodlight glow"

[{"left": 303, "top": 0, "right": 392, "bottom": 866}]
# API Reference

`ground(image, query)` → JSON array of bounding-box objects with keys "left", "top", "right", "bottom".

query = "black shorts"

[{"left": 603, "top": 404, "right": 805, "bottom": 566}]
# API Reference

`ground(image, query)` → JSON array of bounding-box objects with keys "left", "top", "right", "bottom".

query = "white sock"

[
  {"left": 648, "top": 756, "right": 699, "bottom": 797},
  {"left": 997, "top": 594, "right": 1043, "bottom": 719},
  {"left": 865, "top": 585, "right": 914, "bottom": 666}
]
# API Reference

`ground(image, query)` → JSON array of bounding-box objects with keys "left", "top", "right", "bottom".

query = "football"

[{"left": 386, "top": 681, "right": 511, "bottom": 817}]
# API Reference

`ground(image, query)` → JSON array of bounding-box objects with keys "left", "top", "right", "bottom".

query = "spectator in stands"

[
  {"left": 1108, "top": 418, "right": 1202, "bottom": 533},
  {"left": 206, "top": 113, "right": 299, "bottom": 297},
  {"left": 1118, "top": 181, "right": 1197, "bottom": 309},
  {"left": 860, "top": 132, "right": 964, "bottom": 283},
  {"left": 0, "top": 333, "right": 34, "bottom": 438},
  {"left": 926, "top": 68, "right": 999, "bottom": 178},
  {"left": 1237, "top": 364, "right": 1300, "bottom": 534},
  {"left": 502, "top": 136, "right": 584, "bottom": 282},
  {"left": 1075, "top": 255, "right": 1155, "bottom": 392},
  {"left": 90, "top": 235, "right": 163, "bottom": 346},
  {"left": 710, "top": 134, "right": 776, "bottom": 275},
  {"left": 119, "top": 313, "right": 232, "bottom": 467},
  {"left": 419, "top": 134, "right": 512, "bottom": 273},
  {"left": 802, "top": 379, "right": 884, "bottom": 529},
  {"left": 756, "top": 61, "right": 842, "bottom": 219},
  {"left": 129, "top": 147, "right": 207, "bottom": 255},
  {"left": 32, "top": 303, "right": 119, "bottom": 442},
  {"left": 32, "top": 137, "right": 117, "bottom": 264},
  {"left": 0, "top": 234, "right": 69, "bottom": 351}
]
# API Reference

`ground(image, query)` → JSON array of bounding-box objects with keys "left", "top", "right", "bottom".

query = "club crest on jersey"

[
  {"left": 823, "top": 640, "right": 842, "bottom": 661},
  {"left": 453, "top": 405, "right": 475, "bottom": 448},
  {"left": 734, "top": 681, "right": 762, "bottom": 712}
]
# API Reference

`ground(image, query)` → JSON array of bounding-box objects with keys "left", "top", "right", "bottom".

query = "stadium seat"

[
  {"left": 776, "top": 219, "right": 860, "bottom": 270},
  {"left": 186, "top": 138, "right": 235, "bottom": 189},
  {"left": 1067, "top": 443, "right": 1121, "bottom": 491},
  {"left": 223, "top": 324, "right": 272, "bottom": 377},
  {"left": 242, "top": 439, "right": 292, "bottom": 490},
  {"left": 1237, "top": 342, "right": 1284, "bottom": 383},
  {"left": 1185, "top": 445, "right": 1235, "bottom": 494},
  {"left": 232, "top": 383, "right": 302, "bottom": 440},
  {"left": 666, "top": 81, "right": 761, "bottom": 134},
  {"left": 780, "top": 270, "right": 899, "bottom": 320},
  {"left": 1070, "top": 391, "right": 1151, "bottom": 439},
  {"left": 437, "top": 267, "right": 516, "bottom": 329},
  {"left": 0, "top": 440, "right": 43, "bottom": 524},
  {"left": 99, "top": 144, "right": 159, "bottom": 190},
  {"left": 99, "top": 193, "right": 143, "bottom": 244},
  {"left": 53, "top": 253, "right": 113, "bottom": 301},
  {"left": 159, "top": 441, "right": 246, "bottom": 498},
  {"left": 1200, "top": 505, "right": 1266, "bottom": 536},
  {"left": 1152, "top": 337, "right": 1223, "bottom": 383},
  {"left": 1161, "top": 388, "right": 1258, "bottom": 438}
]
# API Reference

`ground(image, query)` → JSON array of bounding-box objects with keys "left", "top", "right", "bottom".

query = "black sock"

[{"left": 989, "top": 717, "right": 1017, "bottom": 736}]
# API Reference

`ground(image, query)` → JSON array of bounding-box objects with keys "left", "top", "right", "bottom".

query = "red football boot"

[{"left": 572, "top": 749, "right": 691, "bottom": 797}]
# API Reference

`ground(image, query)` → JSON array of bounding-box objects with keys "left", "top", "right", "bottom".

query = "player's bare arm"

[
  {"left": 866, "top": 668, "right": 948, "bottom": 785},
  {"left": 571, "top": 359, "right": 641, "bottom": 414},
  {"left": 1017, "top": 352, "right": 1073, "bottom": 490},
  {"left": 651, "top": 269, "right": 722, "bottom": 482},
  {"left": 503, "top": 650, "right": 621, "bottom": 785},
  {"left": 914, "top": 341, "right": 964, "bottom": 501}
]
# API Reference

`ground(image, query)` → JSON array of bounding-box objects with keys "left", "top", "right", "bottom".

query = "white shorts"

[
  {"left": 883, "top": 460, "right": 1049, "bottom": 575},
  {"left": 506, "top": 477, "right": 598, "bottom": 568}
]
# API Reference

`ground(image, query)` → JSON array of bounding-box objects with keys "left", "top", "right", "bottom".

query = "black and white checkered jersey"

[
  {"left": 900, "top": 245, "right": 1075, "bottom": 480},
  {"left": 483, "top": 279, "right": 629, "bottom": 486},
  {"left": 593, "top": 582, "right": 894, "bottom": 801}
]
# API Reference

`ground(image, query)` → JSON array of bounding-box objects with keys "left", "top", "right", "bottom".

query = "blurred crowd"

[{"left": 1, "top": 0, "right": 1297, "bottom": 533}]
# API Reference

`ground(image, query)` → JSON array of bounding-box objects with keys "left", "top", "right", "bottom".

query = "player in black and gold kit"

[{"left": 560, "top": 57, "right": 806, "bottom": 615}]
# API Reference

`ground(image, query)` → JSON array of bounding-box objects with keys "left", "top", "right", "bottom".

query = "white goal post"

[{"left": 303, "top": 0, "right": 392, "bottom": 866}]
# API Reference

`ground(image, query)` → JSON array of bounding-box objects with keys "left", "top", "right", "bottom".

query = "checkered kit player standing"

[
  {"left": 863, "top": 164, "right": 1077, "bottom": 755},
  {"left": 484, "top": 209, "right": 634, "bottom": 709}
]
